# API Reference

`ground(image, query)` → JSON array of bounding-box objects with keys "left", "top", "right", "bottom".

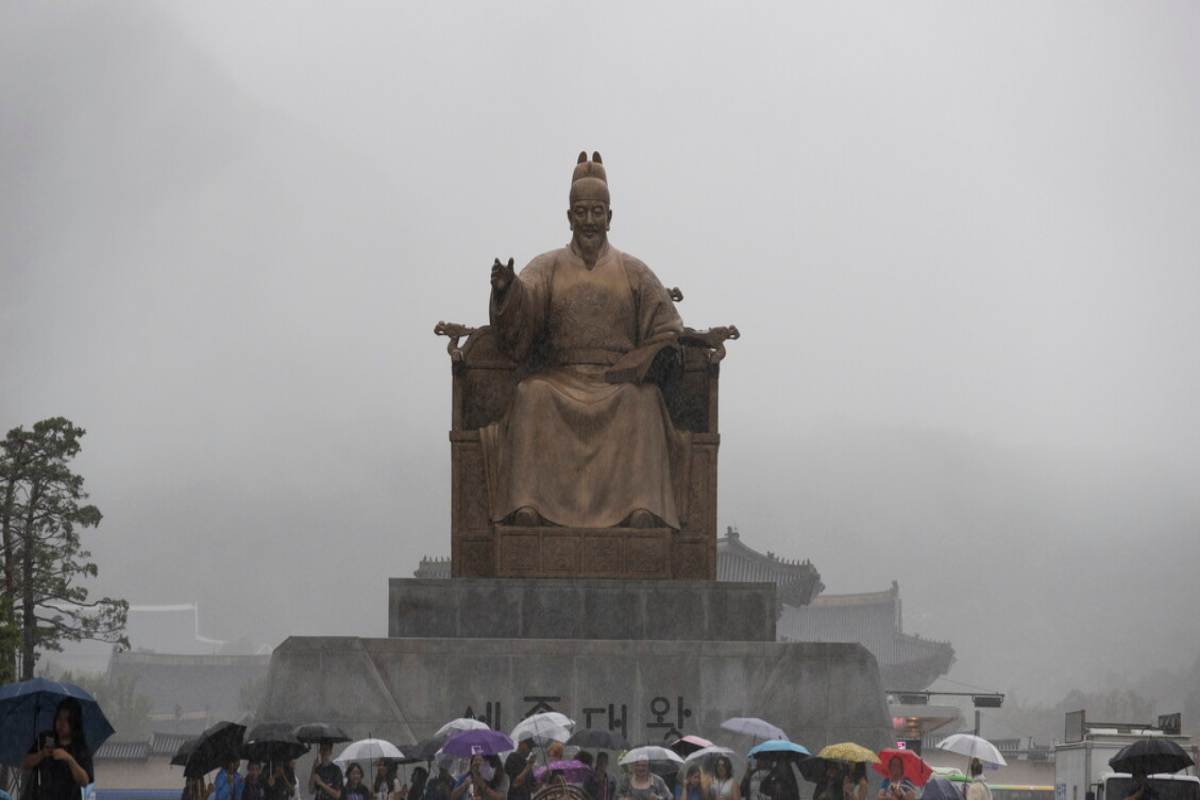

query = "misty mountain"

[{"left": 4, "top": 2, "right": 1199, "bottom": 713}]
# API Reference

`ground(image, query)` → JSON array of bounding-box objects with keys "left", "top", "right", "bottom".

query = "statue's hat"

[{"left": 570, "top": 151, "right": 609, "bottom": 203}]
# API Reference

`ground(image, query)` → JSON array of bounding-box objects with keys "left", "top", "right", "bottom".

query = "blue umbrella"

[
  {"left": 0, "top": 678, "right": 115, "bottom": 766},
  {"left": 749, "top": 740, "right": 811, "bottom": 759},
  {"left": 920, "top": 777, "right": 962, "bottom": 800}
]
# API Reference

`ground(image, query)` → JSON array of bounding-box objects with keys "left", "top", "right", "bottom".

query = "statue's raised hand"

[{"left": 490, "top": 257, "right": 516, "bottom": 294}]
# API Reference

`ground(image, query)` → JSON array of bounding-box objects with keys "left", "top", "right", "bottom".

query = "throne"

[{"left": 435, "top": 295, "right": 737, "bottom": 581}]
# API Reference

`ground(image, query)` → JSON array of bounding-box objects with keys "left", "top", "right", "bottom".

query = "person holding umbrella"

[
  {"left": 21, "top": 697, "right": 94, "bottom": 800},
  {"left": 505, "top": 737, "right": 537, "bottom": 800},
  {"left": 841, "top": 764, "right": 869, "bottom": 800},
  {"left": 310, "top": 743, "right": 344, "bottom": 800},
  {"left": 1123, "top": 770, "right": 1160, "bottom": 800},
  {"left": 812, "top": 761, "right": 844, "bottom": 800},
  {"left": 183, "top": 776, "right": 213, "bottom": 800},
  {"left": 875, "top": 758, "right": 914, "bottom": 800},
  {"left": 585, "top": 751, "right": 616, "bottom": 800},
  {"left": 964, "top": 760, "right": 992, "bottom": 800},
  {"left": 450, "top": 755, "right": 506, "bottom": 800},
  {"left": 407, "top": 767, "right": 429, "bottom": 800},
  {"left": 740, "top": 757, "right": 772, "bottom": 800},
  {"left": 214, "top": 757, "right": 246, "bottom": 800},
  {"left": 266, "top": 761, "right": 298, "bottom": 800},
  {"left": 617, "top": 760, "right": 672, "bottom": 800},
  {"left": 421, "top": 760, "right": 454, "bottom": 800},
  {"left": 245, "top": 763, "right": 267, "bottom": 800}
]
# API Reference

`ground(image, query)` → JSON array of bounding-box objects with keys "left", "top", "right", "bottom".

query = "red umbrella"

[{"left": 872, "top": 749, "right": 933, "bottom": 787}]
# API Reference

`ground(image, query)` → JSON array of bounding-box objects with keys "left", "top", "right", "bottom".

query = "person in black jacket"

[{"left": 21, "top": 698, "right": 94, "bottom": 800}]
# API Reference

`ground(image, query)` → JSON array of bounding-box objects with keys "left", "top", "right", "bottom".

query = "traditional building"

[
  {"left": 415, "top": 528, "right": 954, "bottom": 691},
  {"left": 93, "top": 731, "right": 190, "bottom": 791},
  {"left": 778, "top": 583, "right": 955, "bottom": 690},
  {"left": 715, "top": 527, "right": 824, "bottom": 606}
]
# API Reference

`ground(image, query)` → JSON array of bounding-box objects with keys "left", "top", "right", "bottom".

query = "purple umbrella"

[
  {"left": 535, "top": 760, "right": 591, "bottom": 785},
  {"left": 441, "top": 729, "right": 515, "bottom": 757}
]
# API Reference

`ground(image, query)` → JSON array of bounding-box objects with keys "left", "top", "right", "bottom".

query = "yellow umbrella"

[{"left": 817, "top": 743, "right": 881, "bottom": 764}]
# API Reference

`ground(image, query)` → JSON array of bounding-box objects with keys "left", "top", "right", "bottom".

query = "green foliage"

[{"left": 0, "top": 417, "right": 129, "bottom": 679}]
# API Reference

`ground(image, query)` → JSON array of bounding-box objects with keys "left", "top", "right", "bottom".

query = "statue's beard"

[{"left": 574, "top": 226, "right": 607, "bottom": 252}]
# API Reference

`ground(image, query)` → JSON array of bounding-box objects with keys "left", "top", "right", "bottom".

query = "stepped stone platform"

[{"left": 388, "top": 578, "right": 778, "bottom": 641}]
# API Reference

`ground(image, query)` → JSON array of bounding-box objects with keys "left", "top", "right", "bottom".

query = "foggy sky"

[{"left": 3, "top": 1, "right": 1199, "bottom": 704}]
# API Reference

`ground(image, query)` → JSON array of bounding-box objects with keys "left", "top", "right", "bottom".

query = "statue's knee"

[{"left": 515, "top": 378, "right": 550, "bottom": 404}]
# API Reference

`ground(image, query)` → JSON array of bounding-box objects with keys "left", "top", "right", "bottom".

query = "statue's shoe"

[
  {"left": 513, "top": 506, "right": 542, "bottom": 527},
  {"left": 625, "top": 509, "right": 659, "bottom": 529}
]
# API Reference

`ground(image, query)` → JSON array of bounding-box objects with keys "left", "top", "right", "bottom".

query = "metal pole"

[{"left": 973, "top": 710, "right": 980, "bottom": 736}]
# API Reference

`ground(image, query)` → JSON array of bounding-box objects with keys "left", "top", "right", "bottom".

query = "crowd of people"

[
  {"left": 166, "top": 741, "right": 988, "bottom": 800},
  {"left": 12, "top": 698, "right": 995, "bottom": 800}
]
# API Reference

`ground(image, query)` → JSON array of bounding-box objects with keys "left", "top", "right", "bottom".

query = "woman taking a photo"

[{"left": 22, "top": 698, "right": 93, "bottom": 800}]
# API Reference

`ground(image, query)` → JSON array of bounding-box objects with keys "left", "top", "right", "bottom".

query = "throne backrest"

[{"left": 440, "top": 325, "right": 731, "bottom": 435}]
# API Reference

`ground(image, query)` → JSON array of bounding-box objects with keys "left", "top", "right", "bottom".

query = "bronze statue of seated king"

[{"left": 435, "top": 152, "right": 737, "bottom": 580}]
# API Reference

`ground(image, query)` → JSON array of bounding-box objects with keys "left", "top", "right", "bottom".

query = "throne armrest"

[
  {"left": 435, "top": 321, "right": 518, "bottom": 430},
  {"left": 679, "top": 325, "right": 740, "bottom": 363}
]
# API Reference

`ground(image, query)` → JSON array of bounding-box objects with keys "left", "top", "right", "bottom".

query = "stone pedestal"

[
  {"left": 258, "top": 635, "right": 893, "bottom": 751},
  {"left": 388, "top": 578, "right": 778, "bottom": 641},
  {"left": 259, "top": 577, "right": 893, "bottom": 752}
]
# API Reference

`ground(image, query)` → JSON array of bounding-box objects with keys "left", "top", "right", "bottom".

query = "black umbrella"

[
  {"left": 668, "top": 737, "right": 713, "bottom": 758},
  {"left": 171, "top": 738, "right": 199, "bottom": 768},
  {"left": 243, "top": 723, "right": 310, "bottom": 764},
  {"left": 797, "top": 757, "right": 840, "bottom": 784},
  {"left": 566, "top": 730, "right": 629, "bottom": 751},
  {"left": 1109, "top": 739, "right": 1195, "bottom": 776},
  {"left": 174, "top": 722, "right": 246, "bottom": 778},
  {"left": 294, "top": 723, "right": 352, "bottom": 745},
  {"left": 406, "top": 737, "right": 447, "bottom": 762}
]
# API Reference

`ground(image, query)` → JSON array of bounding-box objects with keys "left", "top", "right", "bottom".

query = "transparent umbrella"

[
  {"left": 619, "top": 746, "right": 685, "bottom": 768},
  {"left": 720, "top": 718, "right": 787, "bottom": 743},
  {"left": 436, "top": 718, "right": 491, "bottom": 738}
]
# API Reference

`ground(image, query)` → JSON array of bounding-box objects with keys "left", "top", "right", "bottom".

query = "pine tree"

[{"left": 0, "top": 418, "right": 128, "bottom": 680}]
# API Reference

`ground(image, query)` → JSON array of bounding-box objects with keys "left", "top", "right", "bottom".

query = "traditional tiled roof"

[
  {"left": 715, "top": 527, "right": 824, "bottom": 606},
  {"left": 414, "top": 556, "right": 451, "bottom": 579},
  {"left": 94, "top": 740, "right": 150, "bottom": 761},
  {"left": 149, "top": 731, "right": 192, "bottom": 756},
  {"left": 778, "top": 580, "right": 955, "bottom": 690}
]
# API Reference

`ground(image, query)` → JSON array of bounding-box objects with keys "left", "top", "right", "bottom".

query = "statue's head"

[{"left": 568, "top": 151, "right": 612, "bottom": 252}]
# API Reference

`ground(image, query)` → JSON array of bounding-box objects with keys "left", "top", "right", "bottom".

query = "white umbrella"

[
  {"left": 619, "top": 746, "right": 685, "bottom": 767},
  {"left": 436, "top": 718, "right": 490, "bottom": 738},
  {"left": 720, "top": 717, "right": 788, "bottom": 742},
  {"left": 683, "top": 746, "right": 736, "bottom": 770},
  {"left": 334, "top": 738, "right": 406, "bottom": 764},
  {"left": 512, "top": 721, "right": 571, "bottom": 745},
  {"left": 936, "top": 734, "right": 1008, "bottom": 767},
  {"left": 529, "top": 712, "right": 576, "bottom": 729},
  {"left": 512, "top": 712, "right": 575, "bottom": 746}
]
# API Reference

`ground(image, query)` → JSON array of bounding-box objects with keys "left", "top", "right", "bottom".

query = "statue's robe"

[{"left": 481, "top": 241, "right": 690, "bottom": 530}]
